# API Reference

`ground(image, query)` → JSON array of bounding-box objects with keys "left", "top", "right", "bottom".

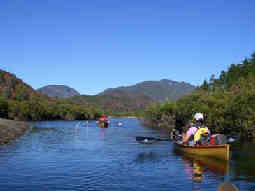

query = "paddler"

[{"left": 182, "top": 113, "right": 210, "bottom": 146}]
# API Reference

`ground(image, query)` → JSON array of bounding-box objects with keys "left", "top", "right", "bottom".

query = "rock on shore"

[{"left": 0, "top": 118, "right": 30, "bottom": 145}]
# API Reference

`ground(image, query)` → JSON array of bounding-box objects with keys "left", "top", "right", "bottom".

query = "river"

[{"left": 0, "top": 118, "right": 254, "bottom": 191}]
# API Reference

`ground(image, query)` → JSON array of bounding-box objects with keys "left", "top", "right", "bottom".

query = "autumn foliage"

[{"left": 0, "top": 69, "right": 103, "bottom": 121}]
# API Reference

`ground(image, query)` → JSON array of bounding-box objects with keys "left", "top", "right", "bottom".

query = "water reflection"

[
  {"left": 100, "top": 128, "right": 105, "bottom": 139},
  {"left": 135, "top": 152, "right": 162, "bottom": 163},
  {"left": 231, "top": 142, "right": 255, "bottom": 182},
  {"left": 175, "top": 151, "right": 229, "bottom": 184},
  {"left": 1, "top": 120, "right": 255, "bottom": 191}
]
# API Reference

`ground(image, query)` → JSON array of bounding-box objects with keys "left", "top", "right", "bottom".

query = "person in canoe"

[
  {"left": 98, "top": 115, "right": 109, "bottom": 128},
  {"left": 182, "top": 113, "right": 210, "bottom": 146}
]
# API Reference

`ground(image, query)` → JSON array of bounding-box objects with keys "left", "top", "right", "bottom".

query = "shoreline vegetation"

[
  {"left": 1, "top": 52, "right": 255, "bottom": 143},
  {"left": 143, "top": 52, "right": 255, "bottom": 141},
  {"left": 0, "top": 118, "right": 30, "bottom": 145}
]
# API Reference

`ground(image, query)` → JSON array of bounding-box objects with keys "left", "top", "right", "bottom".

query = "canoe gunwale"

[
  {"left": 174, "top": 142, "right": 230, "bottom": 161},
  {"left": 175, "top": 143, "right": 228, "bottom": 149}
]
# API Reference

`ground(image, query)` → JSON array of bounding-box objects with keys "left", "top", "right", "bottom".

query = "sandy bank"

[{"left": 0, "top": 118, "right": 30, "bottom": 145}]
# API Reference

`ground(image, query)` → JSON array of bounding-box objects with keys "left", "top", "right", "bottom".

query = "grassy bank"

[{"left": 0, "top": 118, "right": 30, "bottom": 145}]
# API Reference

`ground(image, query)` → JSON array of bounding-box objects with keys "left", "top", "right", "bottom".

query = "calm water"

[{"left": 0, "top": 118, "right": 254, "bottom": 191}]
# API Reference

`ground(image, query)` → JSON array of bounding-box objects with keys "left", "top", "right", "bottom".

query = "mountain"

[
  {"left": 0, "top": 68, "right": 196, "bottom": 115},
  {"left": 37, "top": 85, "right": 80, "bottom": 98},
  {"left": 65, "top": 79, "right": 195, "bottom": 113},
  {"left": 100, "top": 79, "right": 196, "bottom": 102}
]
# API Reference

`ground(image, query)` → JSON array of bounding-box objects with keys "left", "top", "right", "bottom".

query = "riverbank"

[{"left": 0, "top": 118, "right": 30, "bottom": 145}]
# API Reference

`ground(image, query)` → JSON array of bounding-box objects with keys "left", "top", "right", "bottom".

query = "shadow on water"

[
  {"left": 135, "top": 152, "right": 168, "bottom": 163},
  {"left": 231, "top": 142, "right": 255, "bottom": 182},
  {"left": 30, "top": 126, "right": 59, "bottom": 133}
]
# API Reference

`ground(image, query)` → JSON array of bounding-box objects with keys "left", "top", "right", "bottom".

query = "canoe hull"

[{"left": 174, "top": 143, "right": 230, "bottom": 161}]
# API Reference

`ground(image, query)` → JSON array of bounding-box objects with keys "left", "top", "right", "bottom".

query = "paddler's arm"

[
  {"left": 182, "top": 134, "right": 191, "bottom": 143},
  {"left": 182, "top": 128, "right": 193, "bottom": 143}
]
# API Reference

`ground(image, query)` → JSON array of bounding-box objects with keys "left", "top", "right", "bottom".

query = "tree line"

[
  {"left": 144, "top": 52, "right": 255, "bottom": 139},
  {"left": 0, "top": 69, "right": 140, "bottom": 121},
  {"left": 0, "top": 96, "right": 103, "bottom": 121},
  {"left": 0, "top": 70, "right": 104, "bottom": 121}
]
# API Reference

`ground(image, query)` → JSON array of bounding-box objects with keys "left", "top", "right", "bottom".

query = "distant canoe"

[
  {"left": 98, "top": 120, "right": 109, "bottom": 128},
  {"left": 174, "top": 142, "right": 230, "bottom": 161}
]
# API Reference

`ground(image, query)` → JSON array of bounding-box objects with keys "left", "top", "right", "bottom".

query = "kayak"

[{"left": 174, "top": 142, "right": 230, "bottom": 161}]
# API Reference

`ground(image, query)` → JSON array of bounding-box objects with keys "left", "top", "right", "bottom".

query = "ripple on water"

[{"left": 0, "top": 119, "right": 253, "bottom": 191}]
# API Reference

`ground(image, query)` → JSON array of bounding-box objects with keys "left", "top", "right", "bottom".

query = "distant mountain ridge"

[
  {"left": 101, "top": 79, "right": 196, "bottom": 102},
  {"left": 52, "top": 79, "right": 196, "bottom": 113},
  {"left": 37, "top": 85, "right": 80, "bottom": 98},
  {"left": 0, "top": 68, "right": 196, "bottom": 114}
]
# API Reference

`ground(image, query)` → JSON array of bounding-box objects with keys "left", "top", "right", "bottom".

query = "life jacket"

[{"left": 194, "top": 127, "right": 209, "bottom": 142}]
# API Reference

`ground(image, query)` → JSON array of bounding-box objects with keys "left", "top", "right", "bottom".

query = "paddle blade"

[
  {"left": 136, "top": 136, "right": 169, "bottom": 142},
  {"left": 136, "top": 136, "right": 158, "bottom": 144},
  {"left": 136, "top": 136, "right": 156, "bottom": 142}
]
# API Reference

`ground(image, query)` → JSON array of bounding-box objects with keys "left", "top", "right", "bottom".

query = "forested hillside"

[
  {"left": 101, "top": 79, "right": 196, "bottom": 102},
  {"left": 43, "top": 79, "right": 195, "bottom": 115},
  {"left": 65, "top": 90, "right": 156, "bottom": 116},
  {"left": 144, "top": 52, "right": 255, "bottom": 139},
  {"left": 201, "top": 52, "right": 255, "bottom": 92},
  {"left": 0, "top": 69, "right": 156, "bottom": 119},
  {"left": 0, "top": 70, "right": 46, "bottom": 101},
  {"left": 0, "top": 70, "right": 103, "bottom": 121}
]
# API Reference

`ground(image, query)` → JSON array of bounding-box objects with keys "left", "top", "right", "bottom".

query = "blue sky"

[{"left": 1, "top": 0, "right": 255, "bottom": 95}]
